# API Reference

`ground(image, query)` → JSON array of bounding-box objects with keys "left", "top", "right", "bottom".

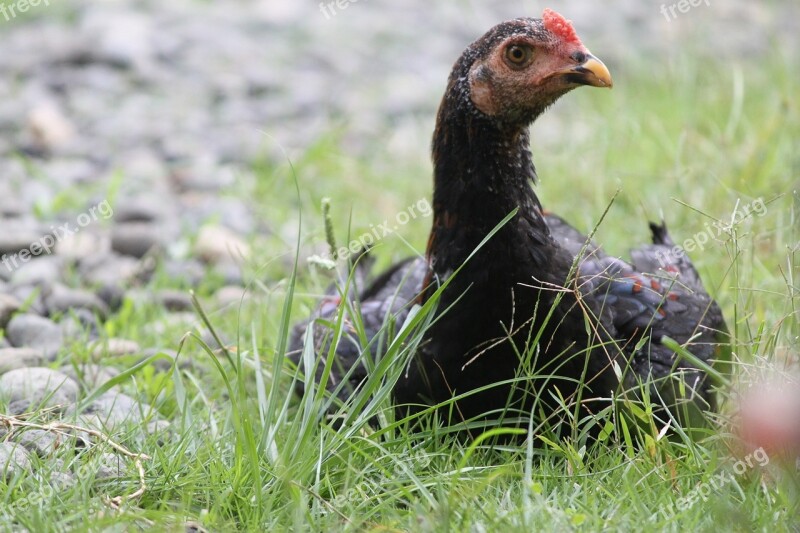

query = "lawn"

[{"left": 2, "top": 26, "right": 799, "bottom": 533}]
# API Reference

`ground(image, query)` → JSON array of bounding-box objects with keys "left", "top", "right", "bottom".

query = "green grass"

[{"left": 1, "top": 49, "right": 799, "bottom": 531}]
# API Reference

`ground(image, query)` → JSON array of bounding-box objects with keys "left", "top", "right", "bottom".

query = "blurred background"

[{"left": 0, "top": 2, "right": 798, "bottom": 529}]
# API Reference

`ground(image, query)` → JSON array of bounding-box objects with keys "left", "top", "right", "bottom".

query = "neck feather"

[{"left": 426, "top": 101, "right": 551, "bottom": 274}]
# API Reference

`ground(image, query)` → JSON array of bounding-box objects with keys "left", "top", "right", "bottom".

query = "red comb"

[{"left": 542, "top": 8, "right": 582, "bottom": 46}]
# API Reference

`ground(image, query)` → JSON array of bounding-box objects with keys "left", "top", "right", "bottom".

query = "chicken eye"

[{"left": 505, "top": 45, "right": 532, "bottom": 66}]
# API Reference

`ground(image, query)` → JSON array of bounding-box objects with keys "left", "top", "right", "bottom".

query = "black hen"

[{"left": 289, "top": 9, "right": 727, "bottom": 435}]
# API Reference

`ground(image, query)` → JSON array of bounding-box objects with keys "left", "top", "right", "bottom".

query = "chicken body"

[{"left": 289, "top": 11, "right": 727, "bottom": 435}]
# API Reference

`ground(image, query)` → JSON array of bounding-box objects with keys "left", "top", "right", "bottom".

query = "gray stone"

[
  {"left": 215, "top": 285, "right": 249, "bottom": 308},
  {"left": 0, "top": 348, "right": 48, "bottom": 374},
  {"left": 78, "top": 253, "right": 140, "bottom": 288},
  {"left": 146, "top": 419, "right": 172, "bottom": 441},
  {"left": 0, "top": 442, "right": 31, "bottom": 480},
  {"left": 111, "top": 222, "right": 163, "bottom": 258},
  {"left": 59, "top": 364, "right": 119, "bottom": 391},
  {"left": 0, "top": 367, "right": 79, "bottom": 408},
  {"left": 170, "top": 158, "right": 232, "bottom": 192},
  {"left": 115, "top": 148, "right": 166, "bottom": 182},
  {"left": 80, "top": 10, "right": 156, "bottom": 71},
  {"left": 0, "top": 293, "right": 21, "bottom": 328},
  {"left": 10, "top": 256, "right": 64, "bottom": 287},
  {"left": 56, "top": 232, "right": 110, "bottom": 261},
  {"left": 114, "top": 198, "right": 165, "bottom": 223},
  {"left": 8, "top": 285, "right": 48, "bottom": 316},
  {"left": 60, "top": 308, "right": 102, "bottom": 342},
  {"left": 0, "top": 200, "right": 25, "bottom": 220},
  {"left": 142, "top": 348, "right": 183, "bottom": 372},
  {"left": 44, "top": 285, "right": 109, "bottom": 319},
  {"left": 91, "top": 338, "right": 140, "bottom": 358},
  {"left": 6, "top": 399, "right": 32, "bottom": 415},
  {"left": 200, "top": 328, "right": 230, "bottom": 352},
  {"left": 49, "top": 471, "right": 78, "bottom": 490},
  {"left": 6, "top": 314, "right": 63, "bottom": 357},
  {"left": 26, "top": 102, "right": 76, "bottom": 151},
  {"left": 213, "top": 260, "right": 244, "bottom": 286},
  {"left": 184, "top": 195, "right": 255, "bottom": 236},
  {"left": 96, "top": 452, "right": 125, "bottom": 479},
  {"left": 150, "top": 312, "right": 197, "bottom": 337},
  {"left": 0, "top": 223, "right": 43, "bottom": 257},
  {"left": 18, "top": 183, "right": 55, "bottom": 216},
  {"left": 158, "top": 290, "right": 194, "bottom": 312},
  {"left": 41, "top": 158, "right": 97, "bottom": 186},
  {"left": 194, "top": 225, "right": 250, "bottom": 265},
  {"left": 17, "top": 429, "right": 60, "bottom": 457},
  {"left": 162, "top": 259, "right": 206, "bottom": 286},
  {"left": 95, "top": 283, "right": 126, "bottom": 312},
  {"left": 70, "top": 391, "right": 151, "bottom": 429}
]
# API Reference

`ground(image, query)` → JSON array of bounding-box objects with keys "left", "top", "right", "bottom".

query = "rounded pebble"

[
  {"left": 111, "top": 222, "right": 164, "bottom": 258},
  {"left": 91, "top": 338, "right": 141, "bottom": 358},
  {"left": 0, "top": 442, "right": 32, "bottom": 480},
  {"left": 0, "top": 293, "right": 21, "bottom": 328},
  {"left": 6, "top": 314, "right": 64, "bottom": 358},
  {"left": 0, "top": 368, "right": 79, "bottom": 408},
  {"left": 0, "top": 347, "right": 48, "bottom": 374}
]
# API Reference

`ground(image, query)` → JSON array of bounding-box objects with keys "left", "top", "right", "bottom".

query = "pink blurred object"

[{"left": 735, "top": 376, "right": 800, "bottom": 464}]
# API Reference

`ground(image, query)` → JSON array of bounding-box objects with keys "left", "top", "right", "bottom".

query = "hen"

[{"left": 289, "top": 9, "right": 728, "bottom": 436}]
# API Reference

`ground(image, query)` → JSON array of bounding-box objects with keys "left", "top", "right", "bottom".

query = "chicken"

[{"left": 289, "top": 9, "right": 728, "bottom": 437}]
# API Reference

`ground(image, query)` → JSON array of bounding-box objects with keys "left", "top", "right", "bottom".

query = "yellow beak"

[{"left": 558, "top": 54, "right": 613, "bottom": 88}]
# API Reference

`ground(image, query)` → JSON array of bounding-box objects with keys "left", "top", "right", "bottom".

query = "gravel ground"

[{"left": 0, "top": 0, "right": 797, "bottom": 489}]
